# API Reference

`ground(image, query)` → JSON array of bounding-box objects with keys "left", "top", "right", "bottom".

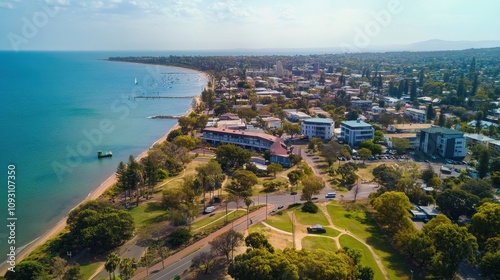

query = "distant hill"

[{"left": 404, "top": 39, "right": 500, "bottom": 52}]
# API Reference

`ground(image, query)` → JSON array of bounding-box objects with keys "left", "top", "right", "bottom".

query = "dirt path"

[{"left": 261, "top": 222, "right": 293, "bottom": 235}]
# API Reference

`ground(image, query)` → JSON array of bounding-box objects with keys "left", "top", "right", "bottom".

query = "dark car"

[
  {"left": 291, "top": 191, "right": 297, "bottom": 195},
  {"left": 307, "top": 224, "right": 326, "bottom": 233},
  {"left": 277, "top": 205, "right": 284, "bottom": 209}
]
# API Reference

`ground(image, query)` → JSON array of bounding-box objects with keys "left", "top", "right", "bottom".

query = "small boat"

[
  {"left": 134, "top": 77, "right": 138, "bottom": 85},
  {"left": 97, "top": 150, "right": 112, "bottom": 158}
]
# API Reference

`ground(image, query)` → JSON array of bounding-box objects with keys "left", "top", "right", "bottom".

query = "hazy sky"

[{"left": 1, "top": 0, "right": 499, "bottom": 51}]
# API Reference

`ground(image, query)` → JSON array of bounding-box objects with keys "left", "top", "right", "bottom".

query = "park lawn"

[
  {"left": 327, "top": 201, "right": 410, "bottom": 280},
  {"left": 128, "top": 201, "right": 168, "bottom": 228},
  {"left": 79, "top": 261, "right": 103, "bottom": 280},
  {"left": 196, "top": 210, "right": 247, "bottom": 234},
  {"left": 294, "top": 207, "right": 329, "bottom": 226},
  {"left": 266, "top": 211, "right": 293, "bottom": 232},
  {"left": 191, "top": 209, "right": 244, "bottom": 232},
  {"left": 355, "top": 162, "right": 386, "bottom": 182},
  {"left": 323, "top": 226, "right": 341, "bottom": 238},
  {"left": 339, "top": 235, "right": 385, "bottom": 280},
  {"left": 301, "top": 236, "right": 337, "bottom": 251}
]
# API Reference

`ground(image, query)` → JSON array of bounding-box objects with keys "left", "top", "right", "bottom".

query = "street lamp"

[{"left": 410, "top": 270, "right": 413, "bottom": 280}]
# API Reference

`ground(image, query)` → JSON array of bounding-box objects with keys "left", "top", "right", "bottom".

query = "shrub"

[{"left": 302, "top": 201, "right": 318, "bottom": 213}]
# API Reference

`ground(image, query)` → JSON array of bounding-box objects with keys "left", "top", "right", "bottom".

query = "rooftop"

[
  {"left": 420, "top": 126, "right": 463, "bottom": 135},
  {"left": 390, "top": 123, "right": 433, "bottom": 130},
  {"left": 303, "top": 117, "right": 334, "bottom": 124},
  {"left": 341, "top": 119, "right": 372, "bottom": 128},
  {"left": 203, "top": 127, "right": 278, "bottom": 142}
]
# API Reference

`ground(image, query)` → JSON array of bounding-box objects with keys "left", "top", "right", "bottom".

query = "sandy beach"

[{"left": 0, "top": 82, "right": 206, "bottom": 275}]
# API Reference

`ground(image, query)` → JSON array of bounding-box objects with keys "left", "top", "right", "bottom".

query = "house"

[
  {"left": 301, "top": 118, "right": 335, "bottom": 140},
  {"left": 284, "top": 110, "right": 311, "bottom": 122},
  {"left": 261, "top": 117, "right": 282, "bottom": 129},
  {"left": 269, "top": 139, "right": 300, "bottom": 168},
  {"left": 404, "top": 108, "right": 427, "bottom": 123},
  {"left": 419, "top": 127, "right": 466, "bottom": 159},
  {"left": 351, "top": 100, "right": 373, "bottom": 110},
  {"left": 340, "top": 119, "right": 375, "bottom": 147},
  {"left": 219, "top": 113, "right": 240, "bottom": 121}
]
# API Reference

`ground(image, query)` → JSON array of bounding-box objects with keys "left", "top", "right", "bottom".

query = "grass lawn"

[
  {"left": 191, "top": 210, "right": 245, "bottom": 232},
  {"left": 323, "top": 226, "right": 341, "bottom": 238},
  {"left": 328, "top": 201, "right": 410, "bottom": 280},
  {"left": 294, "top": 208, "right": 329, "bottom": 226},
  {"left": 79, "top": 261, "right": 103, "bottom": 279},
  {"left": 339, "top": 235, "right": 385, "bottom": 280},
  {"left": 301, "top": 236, "right": 337, "bottom": 251},
  {"left": 266, "top": 211, "right": 293, "bottom": 232},
  {"left": 128, "top": 201, "right": 168, "bottom": 228},
  {"left": 195, "top": 210, "right": 247, "bottom": 234}
]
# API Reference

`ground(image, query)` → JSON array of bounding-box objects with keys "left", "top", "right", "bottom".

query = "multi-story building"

[
  {"left": 301, "top": 118, "right": 335, "bottom": 140},
  {"left": 202, "top": 127, "right": 277, "bottom": 151},
  {"left": 340, "top": 119, "right": 374, "bottom": 147},
  {"left": 387, "top": 123, "right": 433, "bottom": 133},
  {"left": 404, "top": 108, "right": 427, "bottom": 123},
  {"left": 384, "top": 133, "right": 418, "bottom": 149},
  {"left": 419, "top": 127, "right": 466, "bottom": 159}
]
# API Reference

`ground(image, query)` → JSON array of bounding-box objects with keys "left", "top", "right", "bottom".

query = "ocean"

[{"left": 0, "top": 51, "right": 207, "bottom": 259}]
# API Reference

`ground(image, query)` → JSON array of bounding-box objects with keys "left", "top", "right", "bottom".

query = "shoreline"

[{"left": 0, "top": 63, "right": 208, "bottom": 275}]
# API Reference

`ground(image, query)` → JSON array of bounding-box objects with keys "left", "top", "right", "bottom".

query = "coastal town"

[{"left": 6, "top": 47, "right": 500, "bottom": 280}]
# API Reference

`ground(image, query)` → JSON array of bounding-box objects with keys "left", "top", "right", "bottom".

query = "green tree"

[
  {"left": 245, "top": 232, "right": 275, "bottom": 253},
  {"left": 191, "top": 251, "right": 218, "bottom": 275},
  {"left": 422, "top": 215, "right": 478, "bottom": 279},
  {"left": 438, "top": 113, "right": 446, "bottom": 127},
  {"left": 215, "top": 144, "right": 252, "bottom": 171},
  {"left": 267, "top": 163, "right": 283, "bottom": 178},
  {"left": 477, "top": 149, "right": 490, "bottom": 179},
  {"left": 358, "top": 148, "right": 372, "bottom": 164},
  {"left": 372, "top": 191, "right": 413, "bottom": 235},
  {"left": 436, "top": 189, "right": 480, "bottom": 220},
  {"left": 374, "top": 130, "right": 384, "bottom": 143},
  {"left": 320, "top": 141, "right": 342, "bottom": 166},
  {"left": 210, "top": 229, "right": 244, "bottom": 261},
  {"left": 360, "top": 140, "right": 382, "bottom": 155},
  {"left": 426, "top": 104, "right": 435, "bottom": 121},
  {"left": 392, "top": 138, "right": 410, "bottom": 155},
  {"left": 300, "top": 175, "right": 324, "bottom": 201},
  {"left": 67, "top": 201, "right": 135, "bottom": 253},
  {"left": 480, "top": 237, "right": 500, "bottom": 279},
  {"left": 336, "top": 162, "right": 359, "bottom": 187},
  {"left": 5, "top": 261, "right": 48, "bottom": 280},
  {"left": 460, "top": 179, "right": 494, "bottom": 199},
  {"left": 287, "top": 170, "right": 304, "bottom": 187},
  {"left": 469, "top": 203, "right": 500, "bottom": 247},
  {"left": 196, "top": 160, "right": 224, "bottom": 208},
  {"left": 172, "top": 135, "right": 198, "bottom": 150},
  {"left": 50, "top": 256, "right": 67, "bottom": 279},
  {"left": 62, "top": 264, "right": 84, "bottom": 280},
  {"left": 119, "top": 258, "right": 135, "bottom": 280},
  {"left": 105, "top": 253, "right": 121, "bottom": 280},
  {"left": 372, "top": 164, "right": 402, "bottom": 190}
]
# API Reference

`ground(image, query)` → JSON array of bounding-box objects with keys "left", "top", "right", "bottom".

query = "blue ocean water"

[{"left": 0, "top": 51, "right": 207, "bottom": 258}]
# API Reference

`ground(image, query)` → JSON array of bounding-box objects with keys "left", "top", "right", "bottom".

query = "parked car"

[
  {"left": 307, "top": 224, "right": 326, "bottom": 233},
  {"left": 325, "top": 192, "right": 336, "bottom": 198},
  {"left": 204, "top": 206, "right": 215, "bottom": 214},
  {"left": 290, "top": 191, "right": 297, "bottom": 195}
]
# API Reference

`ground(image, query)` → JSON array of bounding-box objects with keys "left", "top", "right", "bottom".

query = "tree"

[
  {"left": 358, "top": 148, "right": 372, "bottom": 164},
  {"left": 226, "top": 170, "right": 257, "bottom": 212},
  {"left": 5, "top": 261, "right": 48, "bottom": 280},
  {"left": 360, "top": 140, "right": 382, "bottom": 155},
  {"left": 469, "top": 203, "right": 500, "bottom": 247},
  {"left": 66, "top": 200, "right": 135, "bottom": 253},
  {"left": 119, "top": 258, "right": 135, "bottom": 280},
  {"left": 422, "top": 215, "right": 478, "bottom": 279},
  {"left": 372, "top": 164, "right": 402, "bottom": 190},
  {"left": 374, "top": 130, "right": 384, "bottom": 143},
  {"left": 436, "top": 189, "right": 480, "bottom": 220},
  {"left": 105, "top": 253, "right": 121, "bottom": 280},
  {"left": 245, "top": 232, "right": 275, "bottom": 253},
  {"left": 287, "top": 170, "right": 304, "bottom": 187},
  {"left": 62, "top": 265, "right": 84, "bottom": 280},
  {"left": 426, "top": 104, "right": 435, "bottom": 121},
  {"left": 172, "top": 135, "right": 198, "bottom": 150},
  {"left": 477, "top": 149, "right": 490, "bottom": 179},
  {"left": 191, "top": 251, "right": 218, "bottom": 275},
  {"left": 480, "top": 237, "right": 500, "bottom": 279},
  {"left": 215, "top": 144, "right": 251, "bottom": 171},
  {"left": 267, "top": 163, "right": 283, "bottom": 178},
  {"left": 460, "top": 179, "right": 494, "bottom": 199},
  {"left": 392, "top": 138, "right": 410, "bottom": 155},
  {"left": 196, "top": 160, "right": 224, "bottom": 208},
  {"left": 320, "top": 141, "right": 342, "bottom": 166},
  {"left": 210, "top": 229, "right": 244, "bottom": 261},
  {"left": 300, "top": 175, "right": 324, "bottom": 201},
  {"left": 438, "top": 112, "right": 446, "bottom": 127},
  {"left": 372, "top": 191, "right": 413, "bottom": 235},
  {"left": 283, "top": 123, "right": 301, "bottom": 139},
  {"left": 336, "top": 162, "right": 358, "bottom": 187},
  {"left": 50, "top": 256, "right": 67, "bottom": 279}
]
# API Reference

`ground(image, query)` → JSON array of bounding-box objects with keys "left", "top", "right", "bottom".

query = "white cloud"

[
  {"left": 277, "top": 3, "right": 295, "bottom": 20},
  {"left": 0, "top": 1, "right": 14, "bottom": 9},
  {"left": 206, "top": 0, "right": 256, "bottom": 21}
]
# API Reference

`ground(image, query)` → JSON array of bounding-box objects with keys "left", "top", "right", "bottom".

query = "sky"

[{"left": 1, "top": 0, "right": 500, "bottom": 51}]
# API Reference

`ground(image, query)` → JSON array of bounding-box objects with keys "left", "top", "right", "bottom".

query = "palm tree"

[
  {"left": 104, "top": 253, "right": 120, "bottom": 280},
  {"left": 119, "top": 257, "right": 135, "bottom": 280}
]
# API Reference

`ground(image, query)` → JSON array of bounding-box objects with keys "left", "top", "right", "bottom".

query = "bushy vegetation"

[{"left": 301, "top": 201, "right": 319, "bottom": 213}]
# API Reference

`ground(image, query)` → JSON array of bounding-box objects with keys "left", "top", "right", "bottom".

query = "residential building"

[
  {"left": 261, "top": 117, "right": 282, "bottom": 129},
  {"left": 202, "top": 127, "right": 277, "bottom": 151},
  {"left": 340, "top": 119, "right": 375, "bottom": 147},
  {"left": 464, "top": 133, "right": 493, "bottom": 146},
  {"left": 387, "top": 123, "right": 433, "bottom": 133},
  {"left": 404, "top": 108, "right": 427, "bottom": 123},
  {"left": 284, "top": 110, "right": 311, "bottom": 122},
  {"left": 419, "top": 127, "right": 466, "bottom": 158},
  {"left": 384, "top": 133, "right": 418, "bottom": 149},
  {"left": 269, "top": 140, "right": 300, "bottom": 167},
  {"left": 351, "top": 100, "right": 373, "bottom": 110},
  {"left": 301, "top": 118, "right": 335, "bottom": 140}
]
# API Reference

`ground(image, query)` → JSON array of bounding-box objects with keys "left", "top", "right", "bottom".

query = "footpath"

[{"left": 132, "top": 206, "right": 268, "bottom": 280}]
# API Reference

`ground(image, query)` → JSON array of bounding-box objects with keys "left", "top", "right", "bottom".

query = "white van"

[
  {"left": 204, "top": 206, "right": 215, "bottom": 214},
  {"left": 325, "top": 192, "right": 336, "bottom": 198}
]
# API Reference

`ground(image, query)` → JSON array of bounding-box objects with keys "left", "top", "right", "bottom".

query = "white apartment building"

[
  {"left": 301, "top": 118, "right": 335, "bottom": 140},
  {"left": 404, "top": 108, "right": 427, "bottom": 123},
  {"left": 340, "top": 119, "right": 374, "bottom": 147}
]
